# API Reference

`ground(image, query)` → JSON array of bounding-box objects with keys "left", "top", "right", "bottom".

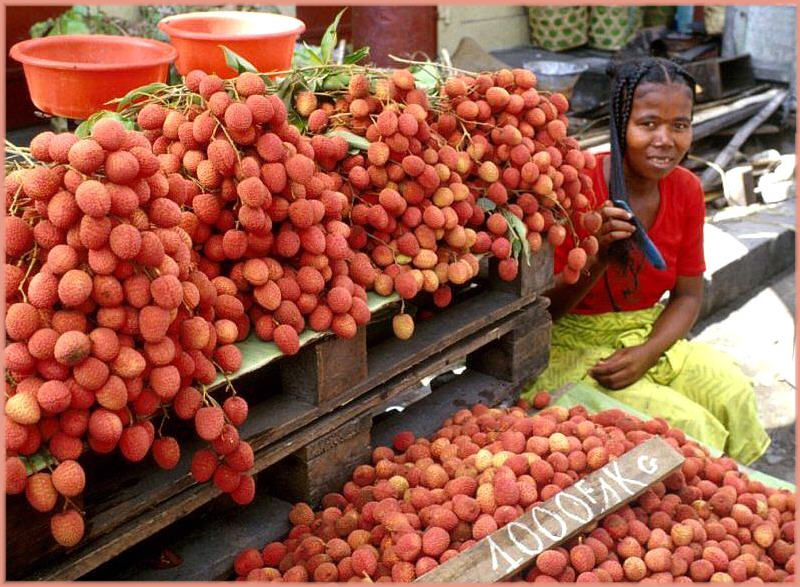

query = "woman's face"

[{"left": 624, "top": 81, "right": 694, "bottom": 182}]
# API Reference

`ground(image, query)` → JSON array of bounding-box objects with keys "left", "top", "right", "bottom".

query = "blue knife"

[{"left": 611, "top": 199, "right": 667, "bottom": 270}]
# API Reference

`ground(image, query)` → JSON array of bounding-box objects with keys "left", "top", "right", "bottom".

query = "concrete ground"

[{"left": 691, "top": 267, "right": 796, "bottom": 484}]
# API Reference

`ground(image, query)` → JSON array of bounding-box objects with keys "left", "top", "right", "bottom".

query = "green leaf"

[
  {"left": 168, "top": 66, "right": 182, "bottom": 86},
  {"left": 396, "top": 254, "right": 412, "bottom": 265},
  {"left": 320, "top": 8, "right": 347, "bottom": 64},
  {"left": 299, "top": 43, "right": 325, "bottom": 66},
  {"left": 327, "top": 129, "right": 369, "bottom": 152},
  {"left": 50, "top": 18, "right": 90, "bottom": 35},
  {"left": 477, "top": 198, "right": 496, "bottom": 212},
  {"left": 512, "top": 238, "right": 522, "bottom": 260},
  {"left": 288, "top": 111, "right": 307, "bottom": 133},
  {"left": 410, "top": 63, "right": 442, "bottom": 93},
  {"left": 109, "top": 82, "right": 169, "bottom": 111},
  {"left": 219, "top": 45, "right": 257, "bottom": 74},
  {"left": 74, "top": 120, "right": 91, "bottom": 138},
  {"left": 343, "top": 46, "right": 370, "bottom": 65},
  {"left": 321, "top": 72, "right": 349, "bottom": 91},
  {"left": 502, "top": 209, "right": 532, "bottom": 265},
  {"left": 29, "top": 19, "right": 54, "bottom": 38},
  {"left": 22, "top": 450, "right": 57, "bottom": 475}
]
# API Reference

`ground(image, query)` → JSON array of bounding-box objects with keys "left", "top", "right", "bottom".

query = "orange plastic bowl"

[
  {"left": 9, "top": 34, "right": 176, "bottom": 120},
  {"left": 158, "top": 11, "right": 305, "bottom": 78}
]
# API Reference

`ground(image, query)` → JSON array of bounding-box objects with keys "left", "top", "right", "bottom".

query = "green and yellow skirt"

[{"left": 521, "top": 306, "right": 770, "bottom": 465}]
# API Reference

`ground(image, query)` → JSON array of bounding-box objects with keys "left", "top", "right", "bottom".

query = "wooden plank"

[
  {"left": 88, "top": 492, "right": 293, "bottom": 581},
  {"left": 488, "top": 245, "right": 554, "bottom": 298},
  {"left": 208, "top": 292, "right": 398, "bottom": 391},
  {"left": 281, "top": 325, "right": 368, "bottom": 405},
  {"left": 27, "top": 295, "right": 546, "bottom": 580},
  {"left": 415, "top": 437, "right": 685, "bottom": 583},
  {"left": 467, "top": 300, "right": 551, "bottom": 385},
  {"left": 699, "top": 89, "right": 789, "bottom": 188},
  {"left": 266, "top": 415, "right": 373, "bottom": 505}
]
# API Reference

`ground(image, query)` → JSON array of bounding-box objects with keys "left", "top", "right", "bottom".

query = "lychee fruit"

[{"left": 50, "top": 509, "right": 85, "bottom": 548}]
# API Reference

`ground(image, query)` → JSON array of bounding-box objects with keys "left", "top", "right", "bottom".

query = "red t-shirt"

[{"left": 554, "top": 153, "right": 706, "bottom": 314}]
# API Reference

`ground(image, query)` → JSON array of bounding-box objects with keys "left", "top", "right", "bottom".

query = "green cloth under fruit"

[{"left": 521, "top": 306, "right": 771, "bottom": 465}]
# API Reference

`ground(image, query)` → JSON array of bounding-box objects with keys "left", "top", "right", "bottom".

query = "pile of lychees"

[
  {"left": 5, "top": 117, "right": 256, "bottom": 548},
  {"left": 6, "top": 62, "right": 603, "bottom": 551},
  {"left": 232, "top": 401, "right": 795, "bottom": 583},
  {"left": 126, "top": 65, "right": 601, "bottom": 343}
]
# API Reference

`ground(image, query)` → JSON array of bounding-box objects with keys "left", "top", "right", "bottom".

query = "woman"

[{"left": 522, "top": 57, "right": 770, "bottom": 465}]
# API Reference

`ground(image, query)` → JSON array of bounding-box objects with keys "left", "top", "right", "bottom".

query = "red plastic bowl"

[
  {"left": 158, "top": 11, "right": 305, "bottom": 78},
  {"left": 9, "top": 34, "right": 176, "bottom": 120}
]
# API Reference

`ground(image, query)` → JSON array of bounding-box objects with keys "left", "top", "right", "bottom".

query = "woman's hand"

[
  {"left": 596, "top": 202, "right": 636, "bottom": 259},
  {"left": 589, "top": 344, "right": 658, "bottom": 390}
]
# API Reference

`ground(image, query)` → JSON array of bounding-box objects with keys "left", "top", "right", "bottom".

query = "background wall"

[
  {"left": 723, "top": 5, "right": 796, "bottom": 98},
  {"left": 437, "top": 6, "right": 529, "bottom": 55}
]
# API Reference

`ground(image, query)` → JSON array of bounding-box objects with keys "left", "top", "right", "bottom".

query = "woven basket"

[
  {"left": 643, "top": 6, "right": 676, "bottom": 28},
  {"left": 588, "top": 6, "right": 644, "bottom": 51},
  {"left": 528, "top": 6, "right": 589, "bottom": 53}
]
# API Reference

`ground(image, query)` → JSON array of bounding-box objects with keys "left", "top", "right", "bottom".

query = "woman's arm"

[
  {"left": 589, "top": 274, "right": 704, "bottom": 389},
  {"left": 546, "top": 204, "right": 637, "bottom": 320}
]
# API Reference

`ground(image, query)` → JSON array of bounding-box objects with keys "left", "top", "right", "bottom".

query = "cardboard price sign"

[{"left": 415, "top": 436, "right": 684, "bottom": 583}]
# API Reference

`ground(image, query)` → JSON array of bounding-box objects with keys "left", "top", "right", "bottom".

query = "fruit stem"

[
  {"left": 386, "top": 54, "right": 479, "bottom": 78},
  {"left": 158, "top": 407, "right": 168, "bottom": 437},
  {"left": 8, "top": 182, "right": 25, "bottom": 215},
  {"left": 63, "top": 496, "right": 84, "bottom": 515},
  {"left": 209, "top": 115, "right": 243, "bottom": 164},
  {"left": 18, "top": 244, "right": 39, "bottom": 303},
  {"left": 550, "top": 198, "right": 580, "bottom": 244},
  {"left": 211, "top": 359, "right": 238, "bottom": 396},
  {"left": 4, "top": 139, "right": 37, "bottom": 166}
]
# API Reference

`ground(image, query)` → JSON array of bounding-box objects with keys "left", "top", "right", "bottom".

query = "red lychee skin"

[
  {"left": 225, "top": 440, "right": 254, "bottom": 472},
  {"left": 223, "top": 396, "right": 248, "bottom": 426},
  {"left": 274, "top": 324, "right": 300, "bottom": 355},
  {"left": 91, "top": 117, "right": 126, "bottom": 151},
  {"left": 26, "top": 472, "right": 58, "bottom": 513},
  {"left": 36, "top": 379, "right": 72, "bottom": 414},
  {"left": 230, "top": 474, "right": 255, "bottom": 505},
  {"left": 535, "top": 550, "right": 568, "bottom": 577},
  {"left": 152, "top": 436, "right": 181, "bottom": 469},
  {"left": 6, "top": 456, "right": 29, "bottom": 494},
  {"left": 351, "top": 546, "right": 378, "bottom": 578},
  {"left": 88, "top": 408, "right": 123, "bottom": 444},
  {"left": 119, "top": 424, "right": 152, "bottom": 462},
  {"left": 51, "top": 460, "right": 86, "bottom": 497},
  {"left": 28, "top": 328, "right": 59, "bottom": 359},
  {"left": 6, "top": 302, "right": 41, "bottom": 341},
  {"left": 50, "top": 509, "right": 85, "bottom": 547},
  {"left": 190, "top": 448, "right": 219, "bottom": 482},
  {"left": 195, "top": 406, "right": 225, "bottom": 441},
  {"left": 213, "top": 463, "right": 242, "bottom": 493},
  {"left": 421, "top": 526, "right": 450, "bottom": 558}
]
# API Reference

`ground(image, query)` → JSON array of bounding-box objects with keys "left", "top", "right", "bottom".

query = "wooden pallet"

[
  {"left": 11, "top": 249, "right": 553, "bottom": 581},
  {"left": 86, "top": 367, "right": 537, "bottom": 581}
]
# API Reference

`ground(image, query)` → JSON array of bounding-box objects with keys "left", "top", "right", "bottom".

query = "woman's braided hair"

[{"left": 603, "top": 57, "right": 696, "bottom": 303}]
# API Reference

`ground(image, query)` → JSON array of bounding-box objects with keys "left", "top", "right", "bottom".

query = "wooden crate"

[{"left": 11, "top": 248, "right": 554, "bottom": 580}]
